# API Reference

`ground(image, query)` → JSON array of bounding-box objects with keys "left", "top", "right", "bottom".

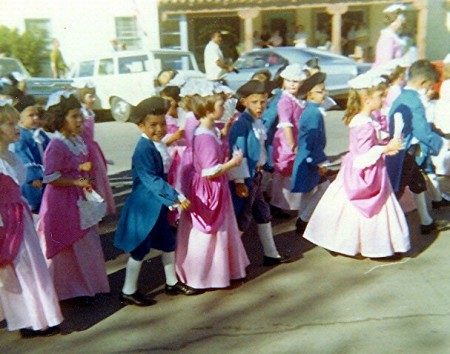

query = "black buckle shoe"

[
  {"left": 420, "top": 220, "right": 437, "bottom": 235},
  {"left": 120, "top": 291, "right": 156, "bottom": 306},
  {"left": 295, "top": 218, "right": 308, "bottom": 236},
  {"left": 263, "top": 255, "right": 290, "bottom": 266},
  {"left": 165, "top": 282, "right": 202, "bottom": 296},
  {"left": 20, "top": 326, "right": 61, "bottom": 338}
]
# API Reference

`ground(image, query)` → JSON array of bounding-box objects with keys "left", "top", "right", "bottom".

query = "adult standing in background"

[
  {"left": 50, "top": 39, "right": 67, "bottom": 79},
  {"left": 204, "top": 32, "right": 236, "bottom": 83},
  {"left": 373, "top": 4, "right": 407, "bottom": 67}
]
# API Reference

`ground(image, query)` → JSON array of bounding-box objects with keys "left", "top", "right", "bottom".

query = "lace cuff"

[
  {"left": 201, "top": 164, "right": 223, "bottom": 177},
  {"left": 276, "top": 122, "right": 294, "bottom": 129},
  {"left": 43, "top": 171, "right": 62, "bottom": 183}
]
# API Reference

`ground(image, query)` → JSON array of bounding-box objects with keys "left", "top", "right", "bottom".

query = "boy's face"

[
  {"left": 139, "top": 114, "right": 167, "bottom": 142},
  {"left": 306, "top": 83, "right": 327, "bottom": 104},
  {"left": 240, "top": 93, "right": 268, "bottom": 119},
  {"left": 20, "top": 105, "right": 41, "bottom": 129}
]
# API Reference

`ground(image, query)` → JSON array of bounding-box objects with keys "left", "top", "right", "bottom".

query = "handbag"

[{"left": 77, "top": 189, "right": 107, "bottom": 230}]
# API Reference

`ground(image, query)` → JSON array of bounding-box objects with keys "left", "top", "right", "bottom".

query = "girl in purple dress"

[
  {"left": 79, "top": 85, "right": 116, "bottom": 215},
  {"left": 271, "top": 64, "right": 307, "bottom": 211},
  {"left": 303, "top": 73, "right": 410, "bottom": 258},
  {"left": 176, "top": 81, "right": 250, "bottom": 289},
  {"left": 37, "top": 92, "right": 110, "bottom": 302},
  {"left": 0, "top": 104, "right": 63, "bottom": 337}
]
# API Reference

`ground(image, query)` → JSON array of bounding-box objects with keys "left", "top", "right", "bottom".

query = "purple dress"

[
  {"left": 271, "top": 91, "right": 305, "bottom": 210},
  {"left": 176, "top": 126, "right": 249, "bottom": 289},
  {"left": 373, "top": 28, "right": 405, "bottom": 67},
  {"left": 303, "top": 114, "right": 410, "bottom": 258},
  {"left": 37, "top": 132, "right": 110, "bottom": 300},
  {"left": 81, "top": 107, "right": 116, "bottom": 215},
  {"left": 0, "top": 153, "right": 63, "bottom": 331}
]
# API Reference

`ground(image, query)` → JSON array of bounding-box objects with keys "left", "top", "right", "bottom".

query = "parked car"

[
  {"left": 0, "top": 57, "right": 73, "bottom": 104},
  {"left": 226, "top": 47, "right": 371, "bottom": 99},
  {"left": 69, "top": 49, "right": 205, "bottom": 121}
]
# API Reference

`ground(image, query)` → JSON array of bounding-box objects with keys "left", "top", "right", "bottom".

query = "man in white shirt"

[{"left": 204, "top": 32, "right": 236, "bottom": 82}]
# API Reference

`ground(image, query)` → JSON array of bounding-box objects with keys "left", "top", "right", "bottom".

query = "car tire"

[{"left": 110, "top": 96, "right": 132, "bottom": 122}]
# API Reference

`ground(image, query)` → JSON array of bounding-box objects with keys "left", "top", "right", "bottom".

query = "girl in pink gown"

[
  {"left": 0, "top": 104, "right": 63, "bottom": 337},
  {"left": 271, "top": 64, "right": 307, "bottom": 210},
  {"left": 79, "top": 85, "right": 116, "bottom": 215},
  {"left": 303, "top": 73, "right": 410, "bottom": 258},
  {"left": 176, "top": 85, "right": 250, "bottom": 289},
  {"left": 37, "top": 93, "right": 110, "bottom": 301}
]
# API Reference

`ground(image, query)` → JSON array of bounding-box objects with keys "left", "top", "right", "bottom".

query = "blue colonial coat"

[
  {"left": 228, "top": 109, "right": 265, "bottom": 215},
  {"left": 291, "top": 102, "right": 327, "bottom": 193},
  {"left": 13, "top": 127, "right": 50, "bottom": 212},
  {"left": 385, "top": 88, "right": 443, "bottom": 192},
  {"left": 261, "top": 89, "right": 282, "bottom": 169},
  {"left": 114, "top": 136, "right": 179, "bottom": 253}
]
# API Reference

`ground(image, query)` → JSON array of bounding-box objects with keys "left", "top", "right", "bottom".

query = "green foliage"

[{"left": 0, "top": 25, "right": 49, "bottom": 76}]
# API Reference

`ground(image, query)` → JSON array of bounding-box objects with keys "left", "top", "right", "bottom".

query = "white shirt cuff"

[
  {"left": 276, "top": 122, "right": 294, "bottom": 129},
  {"left": 201, "top": 164, "right": 223, "bottom": 177}
]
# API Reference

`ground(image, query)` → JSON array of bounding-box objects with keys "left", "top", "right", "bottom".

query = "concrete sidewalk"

[{"left": 1, "top": 112, "right": 449, "bottom": 354}]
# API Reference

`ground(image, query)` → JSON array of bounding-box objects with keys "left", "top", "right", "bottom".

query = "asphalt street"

[{"left": 1, "top": 110, "right": 449, "bottom": 354}]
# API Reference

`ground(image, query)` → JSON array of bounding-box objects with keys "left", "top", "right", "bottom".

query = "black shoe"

[
  {"left": 420, "top": 220, "right": 437, "bottom": 235},
  {"left": 20, "top": 326, "right": 61, "bottom": 338},
  {"left": 165, "top": 282, "right": 201, "bottom": 296},
  {"left": 295, "top": 218, "right": 308, "bottom": 236},
  {"left": 263, "top": 255, "right": 289, "bottom": 266},
  {"left": 431, "top": 198, "right": 450, "bottom": 209},
  {"left": 120, "top": 291, "right": 156, "bottom": 306}
]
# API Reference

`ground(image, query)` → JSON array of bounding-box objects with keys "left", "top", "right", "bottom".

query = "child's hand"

[
  {"left": 230, "top": 149, "right": 243, "bottom": 167},
  {"left": 385, "top": 138, "right": 403, "bottom": 156},
  {"left": 235, "top": 183, "right": 249, "bottom": 198},
  {"left": 31, "top": 180, "right": 43, "bottom": 188},
  {"left": 79, "top": 161, "right": 92, "bottom": 172},
  {"left": 172, "top": 129, "right": 184, "bottom": 141},
  {"left": 318, "top": 166, "right": 328, "bottom": 176},
  {"left": 179, "top": 199, "right": 191, "bottom": 211}
]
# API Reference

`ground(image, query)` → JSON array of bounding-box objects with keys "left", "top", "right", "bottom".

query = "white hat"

[
  {"left": 383, "top": 4, "right": 407, "bottom": 13},
  {"left": 45, "top": 90, "right": 77, "bottom": 110},
  {"left": 444, "top": 53, "right": 450, "bottom": 64},
  {"left": 348, "top": 72, "right": 386, "bottom": 90},
  {"left": 280, "top": 64, "right": 308, "bottom": 82}
]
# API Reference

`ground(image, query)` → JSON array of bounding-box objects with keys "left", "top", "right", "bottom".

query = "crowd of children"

[{"left": 0, "top": 45, "right": 449, "bottom": 338}]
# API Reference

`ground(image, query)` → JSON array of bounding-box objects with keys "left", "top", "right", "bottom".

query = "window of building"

[{"left": 115, "top": 17, "right": 141, "bottom": 50}]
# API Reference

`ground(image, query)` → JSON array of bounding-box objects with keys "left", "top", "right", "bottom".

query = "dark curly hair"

[{"left": 43, "top": 94, "right": 81, "bottom": 132}]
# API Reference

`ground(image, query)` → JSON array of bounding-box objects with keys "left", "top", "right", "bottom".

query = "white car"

[{"left": 69, "top": 49, "right": 204, "bottom": 121}]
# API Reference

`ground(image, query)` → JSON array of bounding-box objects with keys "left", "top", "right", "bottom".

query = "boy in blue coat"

[
  {"left": 291, "top": 72, "right": 330, "bottom": 235},
  {"left": 228, "top": 80, "right": 288, "bottom": 266},
  {"left": 115, "top": 97, "right": 199, "bottom": 306},
  {"left": 13, "top": 98, "right": 50, "bottom": 213},
  {"left": 385, "top": 60, "right": 449, "bottom": 234}
]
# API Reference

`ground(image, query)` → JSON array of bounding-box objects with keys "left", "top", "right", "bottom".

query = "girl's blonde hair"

[
  {"left": 189, "top": 93, "right": 223, "bottom": 120},
  {"left": 0, "top": 104, "right": 20, "bottom": 125},
  {"left": 343, "top": 83, "right": 387, "bottom": 126}
]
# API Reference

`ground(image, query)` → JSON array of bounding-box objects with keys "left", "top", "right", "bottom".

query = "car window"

[
  {"left": 0, "top": 58, "right": 29, "bottom": 77},
  {"left": 98, "top": 58, "right": 114, "bottom": 75},
  {"left": 153, "top": 53, "right": 194, "bottom": 71},
  {"left": 118, "top": 55, "right": 148, "bottom": 74},
  {"left": 234, "top": 52, "right": 288, "bottom": 70},
  {"left": 78, "top": 60, "right": 95, "bottom": 77}
]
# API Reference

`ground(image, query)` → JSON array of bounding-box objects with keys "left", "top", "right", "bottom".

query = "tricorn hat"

[{"left": 297, "top": 72, "right": 327, "bottom": 98}]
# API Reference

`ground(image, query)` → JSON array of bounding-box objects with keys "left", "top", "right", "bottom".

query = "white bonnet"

[
  {"left": 348, "top": 72, "right": 386, "bottom": 90},
  {"left": 280, "top": 64, "right": 308, "bottom": 82}
]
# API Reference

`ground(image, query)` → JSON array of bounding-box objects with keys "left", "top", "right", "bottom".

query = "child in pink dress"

[
  {"left": 303, "top": 73, "right": 410, "bottom": 258},
  {"left": 271, "top": 64, "right": 307, "bottom": 211},
  {"left": 0, "top": 104, "right": 63, "bottom": 337},
  {"left": 79, "top": 85, "right": 116, "bottom": 215},
  {"left": 37, "top": 92, "right": 110, "bottom": 302},
  {"left": 175, "top": 82, "right": 250, "bottom": 289}
]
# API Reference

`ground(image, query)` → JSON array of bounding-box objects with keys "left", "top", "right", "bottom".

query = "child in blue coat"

[{"left": 115, "top": 97, "right": 199, "bottom": 306}]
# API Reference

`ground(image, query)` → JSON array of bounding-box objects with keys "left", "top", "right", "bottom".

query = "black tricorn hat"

[
  {"left": 129, "top": 96, "right": 169, "bottom": 124},
  {"left": 298, "top": 72, "right": 327, "bottom": 98},
  {"left": 235, "top": 80, "right": 270, "bottom": 99}
]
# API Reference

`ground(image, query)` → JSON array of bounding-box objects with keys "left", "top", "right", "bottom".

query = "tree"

[{"left": 0, "top": 25, "right": 49, "bottom": 76}]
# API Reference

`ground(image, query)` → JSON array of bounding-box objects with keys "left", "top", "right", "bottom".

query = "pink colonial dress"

[
  {"left": 176, "top": 126, "right": 250, "bottom": 289},
  {"left": 303, "top": 114, "right": 410, "bottom": 258},
  {"left": 81, "top": 106, "right": 116, "bottom": 215},
  {"left": 37, "top": 132, "right": 110, "bottom": 300},
  {"left": 373, "top": 28, "right": 405, "bottom": 68},
  {"left": 271, "top": 91, "right": 305, "bottom": 210},
  {"left": 0, "top": 153, "right": 63, "bottom": 331}
]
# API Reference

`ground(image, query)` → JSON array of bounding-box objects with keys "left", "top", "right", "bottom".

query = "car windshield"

[
  {"left": 0, "top": 58, "right": 30, "bottom": 77},
  {"left": 153, "top": 52, "right": 195, "bottom": 71},
  {"left": 234, "top": 52, "right": 288, "bottom": 70}
]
